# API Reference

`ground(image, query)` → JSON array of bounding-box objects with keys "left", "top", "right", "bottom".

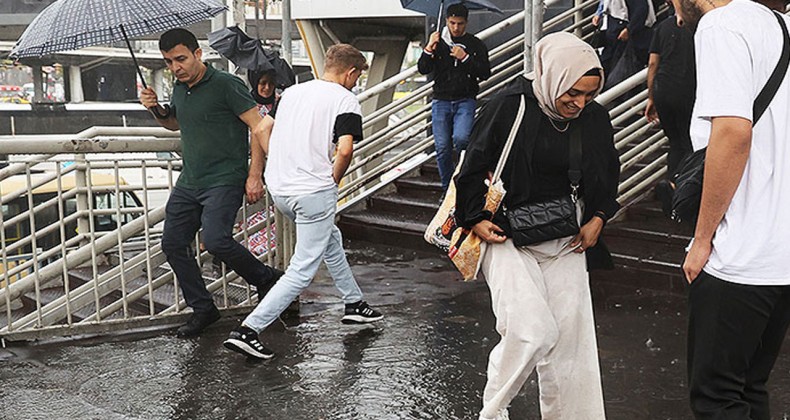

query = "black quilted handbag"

[
  {"left": 670, "top": 11, "right": 790, "bottom": 225},
  {"left": 506, "top": 128, "right": 582, "bottom": 247}
]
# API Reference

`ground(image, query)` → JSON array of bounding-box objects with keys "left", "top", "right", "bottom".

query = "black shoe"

[
  {"left": 176, "top": 307, "right": 221, "bottom": 337},
  {"left": 655, "top": 179, "right": 675, "bottom": 219},
  {"left": 255, "top": 268, "right": 285, "bottom": 298},
  {"left": 223, "top": 326, "right": 274, "bottom": 360},
  {"left": 342, "top": 301, "right": 383, "bottom": 324}
]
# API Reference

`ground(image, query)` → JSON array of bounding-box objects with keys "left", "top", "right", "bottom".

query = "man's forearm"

[
  {"left": 694, "top": 118, "right": 752, "bottom": 242},
  {"left": 333, "top": 152, "right": 353, "bottom": 184},
  {"left": 249, "top": 128, "right": 265, "bottom": 178}
]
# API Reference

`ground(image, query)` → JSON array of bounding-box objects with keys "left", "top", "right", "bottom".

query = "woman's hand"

[
  {"left": 472, "top": 220, "right": 507, "bottom": 244},
  {"left": 569, "top": 216, "right": 605, "bottom": 253}
]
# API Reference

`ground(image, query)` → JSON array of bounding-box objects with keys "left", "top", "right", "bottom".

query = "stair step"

[
  {"left": 394, "top": 175, "right": 443, "bottom": 199},
  {"left": 337, "top": 211, "right": 436, "bottom": 252},
  {"left": 605, "top": 224, "right": 691, "bottom": 246},
  {"left": 603, "top": 234, "right": 686, "bottom": 276},
  {"left": 420, "top": 161, "right": 440, "bottom": 176},
  {"left": 369, "top": 193, "right": 440, "bottom": 218}
]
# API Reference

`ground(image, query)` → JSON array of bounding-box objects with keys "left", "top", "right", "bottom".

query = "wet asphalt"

[{"left": 0, "top": 240, "right": 788, "bottom": 420}]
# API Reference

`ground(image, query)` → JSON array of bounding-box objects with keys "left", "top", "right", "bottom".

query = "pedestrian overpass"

[{"left": 0, "top": 2, "right": 699, "bottom": 343}]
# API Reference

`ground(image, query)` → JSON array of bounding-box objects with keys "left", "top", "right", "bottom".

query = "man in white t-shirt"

[
  {"left": 223, "top": 44, "right": 384, "bottom": 360},
  {"left": 671, "top": 0, "right": 790, "bottom": 418}
]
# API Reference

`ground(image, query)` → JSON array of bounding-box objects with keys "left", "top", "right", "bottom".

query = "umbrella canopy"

[
  {"left": 10, "top": 0, "right": 226, "bottom": 60},
  {"left": 208, "top": 26, "right": 295, "bottom": 89},
  {"left": 400, "top": 0, "right": 503, "bottom": 18}
]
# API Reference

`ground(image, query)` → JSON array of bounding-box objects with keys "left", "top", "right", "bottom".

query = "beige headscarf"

[{"left": 527, "top": 32, "right": 604, "bottom": 122}]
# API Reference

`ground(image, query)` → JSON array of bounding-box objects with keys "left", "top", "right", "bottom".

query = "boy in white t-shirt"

[
  {"left": 223, "top": 44, "right": 383, "bottom": 360},
  {"left": 671, "top": 0, "right": 790, "bottom": 418}
]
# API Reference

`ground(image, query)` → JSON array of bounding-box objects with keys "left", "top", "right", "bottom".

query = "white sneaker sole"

[
  {"left": 341, "top": 314, "right": 384, "bottom": 324},
  {"left": 223, "top": 338, "right": 274, "bottom": 360}
]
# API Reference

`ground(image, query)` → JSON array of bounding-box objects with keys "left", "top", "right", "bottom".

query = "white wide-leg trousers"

[{"left": 479, "top": 236, "right": 606, "bottom": 420}]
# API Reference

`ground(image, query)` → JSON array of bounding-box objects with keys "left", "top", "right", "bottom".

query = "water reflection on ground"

[{"left": 0, "top": 241, "right": 788, "bottom": 419}]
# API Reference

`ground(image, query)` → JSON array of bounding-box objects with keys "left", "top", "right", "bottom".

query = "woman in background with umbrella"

[
  {"left": 455, "top": 32, "right": 619, "bottom": 420},
  {"left": 248, "top": 68, "right": 279, "bottom": 117}
]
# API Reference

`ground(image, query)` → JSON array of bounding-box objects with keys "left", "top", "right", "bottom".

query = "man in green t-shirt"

[{"left": 140, "top": 28, "right": 281, "bottom": 338}]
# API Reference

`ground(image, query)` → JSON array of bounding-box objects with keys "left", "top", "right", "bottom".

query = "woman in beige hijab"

[{"left": 455, "top": 32, "right": 620, "bottom": 420}]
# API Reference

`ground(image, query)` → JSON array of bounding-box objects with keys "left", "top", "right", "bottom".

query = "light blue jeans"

[{"left": 243, "top": 186, "right": 364, "bottom": 332}]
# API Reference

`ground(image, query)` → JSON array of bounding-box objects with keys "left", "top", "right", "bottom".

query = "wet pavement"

[{"left": 1, "top": 240, "right": 789, "bottom": 420}]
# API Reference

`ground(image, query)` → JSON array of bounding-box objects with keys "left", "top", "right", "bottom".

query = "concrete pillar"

[
  {"left": 32, "top": 66, "right": 44, "bottom": 103},
  {"left": 298, "top": 20, "right": 328, "bottom": 78},
  {"left": 153, "top": 68, "right": 165, "bottom": 98},
  {"left": 359, "top": 40, "right": 409, "bottom": 134},
  {"left": 282, "top": 0, "right": 293, "bottom": 64},
  {"left": 69, "top": 66, "right": 84, "bottom": 104}
]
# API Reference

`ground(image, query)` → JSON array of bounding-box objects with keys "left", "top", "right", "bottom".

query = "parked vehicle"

[{"left": 1, "top": 172, "right": 143, "bottom": 256}]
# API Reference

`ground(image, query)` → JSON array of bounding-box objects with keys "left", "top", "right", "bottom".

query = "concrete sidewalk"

[{"left": 1, "top": 240, "right": 788, "bottom": 419}]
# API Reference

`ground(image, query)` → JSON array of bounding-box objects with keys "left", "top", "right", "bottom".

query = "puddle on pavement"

[{"left": 1, "top": 241, "right": 788, "bottom": 419}]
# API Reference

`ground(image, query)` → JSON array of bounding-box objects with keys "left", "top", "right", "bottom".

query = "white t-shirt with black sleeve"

[
  {"left": 264, "top": 79, "right": 363, "bottom": 196},
  {"left": 690, "top": 0, "right": 790, "bottom": 285}
]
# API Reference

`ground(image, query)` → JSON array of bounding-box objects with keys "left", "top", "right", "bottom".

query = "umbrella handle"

[
  {"left": 437, "top": 1, "right": 444, "bottom": 31},
  {"left": 119, "top": 24, "right": 149, "bottom": 90},
  {"left": 118, "top": 24, "right": 171, "bottom": 120},
  {"left": 150, "top": 104, "right": 171, "bottom": 120}
]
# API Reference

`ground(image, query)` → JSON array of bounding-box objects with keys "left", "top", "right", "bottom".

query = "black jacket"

[
  {"left": 418, "top": 33, "right": 491, "bottom": 101},
  {"left": 454, "top": 77, "right": 621, "bottom": 270}
]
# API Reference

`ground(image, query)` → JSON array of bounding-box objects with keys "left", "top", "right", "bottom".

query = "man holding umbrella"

[
  {"left": 418, "top": 3, "right": 491, "bottom": 193},
  {"left": 140, "top": 28, "right": 282, "bottom": 338}
]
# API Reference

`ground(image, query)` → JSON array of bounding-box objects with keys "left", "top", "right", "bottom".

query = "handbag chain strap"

[
  {"left": 491, "top": 95, "right": 527, "bottom": 183},
  {"left": 568, "top": 128, "right": 583, "bottom": 203}
]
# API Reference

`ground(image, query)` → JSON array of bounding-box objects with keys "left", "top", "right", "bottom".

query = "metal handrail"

[{"left": 1, "top": 1, "right": 679, "bottom": 340}]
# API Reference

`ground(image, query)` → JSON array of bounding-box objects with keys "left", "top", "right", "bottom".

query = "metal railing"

[
  {"left": 0, "top": 129, "right": 296, "bottom": 341},
  {"left": 0, "top": 3, "right": 675, "bottom": 341}
]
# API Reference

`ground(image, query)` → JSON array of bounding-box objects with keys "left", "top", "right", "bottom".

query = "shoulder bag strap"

[
  {"left": 753, "top": 12, "right": 790, "bottom": 124},
  {"left": 491, "top": 95, "right": 526, "bottom": 183},
  {"left": 568, "top": 127, "right": 583, "bottom": 202}
]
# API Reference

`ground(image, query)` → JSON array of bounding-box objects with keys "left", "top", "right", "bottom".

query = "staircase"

[
  {"left": 339, "top": 162, "right": 442, "bottom": 253},
  {"left": 339, "top": 151, "right": 693, "bottom": 294}
]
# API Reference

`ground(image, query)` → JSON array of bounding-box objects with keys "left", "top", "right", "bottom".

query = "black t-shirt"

[
  {"left": 527, "top": 116, "right": 576, "bottom": 203},
  {"left": 649, "top": 15, "right": 696, "bottom": 97}
]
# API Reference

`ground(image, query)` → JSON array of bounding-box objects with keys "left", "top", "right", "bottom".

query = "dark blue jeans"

[
  {"left": 687, "top": 271, "right": 790, "bottom": 420},
  {"left": 432, "top": 98, "right": 476, "bottom": 191},
  {"left": 161, "top": 185, "right": 279, "bottom": 313}
]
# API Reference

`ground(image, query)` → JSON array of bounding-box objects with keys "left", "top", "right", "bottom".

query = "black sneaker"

[
  {"left": 176, "top": 307, "right": 221, "bottom": 338},
  {"left": 255, "top": 268, "right": 285, "bottom": 298},
  {"left": 223, "top": 326, "right": 274, "bottom": 360},
  {"left": 342, "top": 301, "right": 383, "bottom": 324}
]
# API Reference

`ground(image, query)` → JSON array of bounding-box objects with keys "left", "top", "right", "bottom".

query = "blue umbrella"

[
  {"left": 401, "top": 0, "right": 504, "bottom": 19},
  {"left": 10, "top": 0, "right": 227, "bottom": 91}
]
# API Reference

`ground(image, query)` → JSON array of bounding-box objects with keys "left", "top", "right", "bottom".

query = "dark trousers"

[
  {"left": 600, "top": 17, "right": 651, "bottom": 76},
  {"left": 161, "top": 185, "right": 278, "bottom": 313},
  {"left": 687, "top": 271, "right": 790, "bottom": 420},
  {"left": 654, "top": 85, "right": 694, "bottom": 176}
]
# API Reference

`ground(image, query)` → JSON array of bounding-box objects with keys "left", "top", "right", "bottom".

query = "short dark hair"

[
  {"left": 324, "top": 44, "right": 369, "bottom": 73},
  {"left": 447, "top": 3, "right": 469, "bottom": 19},
  {"left": 159, "top": 28, "right": 199, "bottom": 53}
]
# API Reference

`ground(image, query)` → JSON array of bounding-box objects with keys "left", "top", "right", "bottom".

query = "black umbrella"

[
  {"left": 208, "top": 26, "right": 295, "bottom": 89},
  {"left": 10, "top": 0, "right": 227, "bottom": 90},
  {"left": 401, "top": 0, "right": 503, "bottom": 19}
]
